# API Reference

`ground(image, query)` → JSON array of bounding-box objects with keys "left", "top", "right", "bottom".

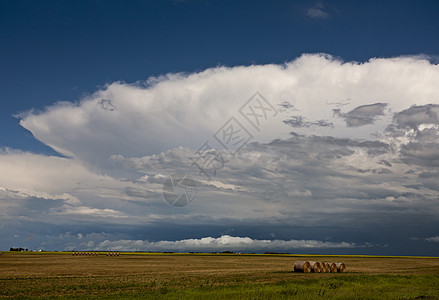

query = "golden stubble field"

[{"left": 1, "top": 252, "right": 439, "bottom": 298}]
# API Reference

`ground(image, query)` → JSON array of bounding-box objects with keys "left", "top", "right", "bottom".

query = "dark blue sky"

[{"left": 2, "top": 0, "right": 439, "bottom": 153}]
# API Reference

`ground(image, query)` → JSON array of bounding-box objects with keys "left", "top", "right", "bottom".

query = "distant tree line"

[{"left": 10, "top": 247, "right": 28, "bottom": 251}]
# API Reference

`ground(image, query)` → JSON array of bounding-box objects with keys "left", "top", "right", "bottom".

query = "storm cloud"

[
  {"left": 333, "top": 103, "right": 388, "bottom": 127},
  {"left": 2, "top": 54, "right": 439, "bottom": 254}
]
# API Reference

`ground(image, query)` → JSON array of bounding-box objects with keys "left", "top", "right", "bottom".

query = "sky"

[{"left": 1, "top": 0, "right": 439, "bottom": 255}]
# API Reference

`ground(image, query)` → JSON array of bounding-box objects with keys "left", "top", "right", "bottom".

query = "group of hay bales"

[
  {"left": 294, "top": 261, "right": 346, "bottom": 273},
  {"left": 72, "top": 252, "right": 120, "bottom": 256}
]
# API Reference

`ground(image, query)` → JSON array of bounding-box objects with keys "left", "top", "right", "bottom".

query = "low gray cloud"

[
  {"left": 283, "top": 116, "right": 333, "bottom": 128},
  {"left": 379, "top": 160, "right": 392, "bottom": 167},
  {"left": 394, "top": 104, "right": 439, "bottom": 130},
  {"left": 124, "top": 187, "right": 157, "bottom": 199},
  {"left": 400, "top": 142, "right": 439, "bottom": 167},
  {"left": 425, "top": 236, "right": 439, "bottom": 242},
  {"left": 334, "top": 103, "right": 388, "bottom": 127}
]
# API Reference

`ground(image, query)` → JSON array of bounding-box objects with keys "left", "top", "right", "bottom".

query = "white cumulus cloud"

[
  {"left": 425, "top": 236, "right": 439, "bottom": 242},
  {"left": 94, "top": 235, "right": 361, "bottom": 252}
]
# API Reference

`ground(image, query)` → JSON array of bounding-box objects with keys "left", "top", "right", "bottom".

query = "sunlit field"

[{"left": 1, "top": 252, "right": 438, "bottom": 299}]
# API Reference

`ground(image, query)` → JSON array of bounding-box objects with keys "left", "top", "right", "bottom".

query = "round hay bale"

[
  {"left": 335, "top": 263, "right": 346, "bottom": 272},
  {"left": 329, "top": 262, "right": 337, "bottom": 272},
  {"left": 308, "top": 261, "right": 322, "bottom": 273},
  {"left": 320, "top": 262, "right": 328, "bottom": 272},
  {"left": 325, "top": 262, "right": 332, "bottom": 272},
  {"left": 293, "top": 261, "right": 311, "bottom": 273}
]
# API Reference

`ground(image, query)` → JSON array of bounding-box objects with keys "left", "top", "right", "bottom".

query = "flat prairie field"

[{"left": 1, "top": 252, "right": 439, "bottom": 299}]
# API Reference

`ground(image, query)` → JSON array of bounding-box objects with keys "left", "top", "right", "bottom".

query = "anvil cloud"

[{"left": 1, "top": 54, "right": 439, "bottom": 254}]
